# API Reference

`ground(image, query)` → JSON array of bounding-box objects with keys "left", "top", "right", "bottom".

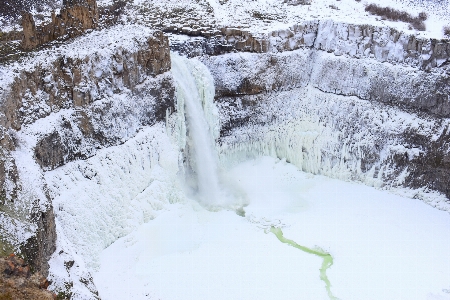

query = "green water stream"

[{"left": 270, "top": 227, "right": 339, "bottom": 300}]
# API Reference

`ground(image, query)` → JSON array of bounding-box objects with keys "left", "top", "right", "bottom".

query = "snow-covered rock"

[{"left": 0, "top": 25, "right": 174, "bottom": 297}]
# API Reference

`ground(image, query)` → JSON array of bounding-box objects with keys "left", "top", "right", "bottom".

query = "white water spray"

[{"left": 171, "top": 53, "right": 224, "bottom": 207}]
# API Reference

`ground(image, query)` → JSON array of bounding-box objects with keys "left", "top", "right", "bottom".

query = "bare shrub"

[
  {"left": 418, "top": 12, "right": 428, "bottom": 21},
  {"left": 444, "top": 26, "right": 450, "bottom": 37},
  {"left": 365, "top": 4, "right": 426, "bottom": 31},
  {"left": 98, "top": 0, "right": 129, "bottom": 28},
  {"left": 410, "top": 18, "right": 426, "bottom": 31},
  {"left": 329, "top": 4, "right": 339, "bottom": 10},
  {"left": 0, "top": 0, "right": 59, "bottom": 24}
]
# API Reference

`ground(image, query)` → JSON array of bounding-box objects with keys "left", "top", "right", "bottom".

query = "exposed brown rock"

[
  {"left": 394, "top": 127, "right": 450, "bottom": 200},
  {"left": 20, "top": 204, "right": 57, "bottom": 279},
  {"left": 1, "top": 30, "right": 171, "bottom": 132},
  {"left": 144, "top": 31, "right": 171, "bottom": 76},
  {"left": 0, "top": 30, "right": 23, "bottom": 43},
  {"left": 34, "top": 132, "right": 66, "bottom": 171},
  {"left": 0, "top": 254, "right": 56, "bottom": 300},
  {"left": 22, "top": 0, "right": 98, "bottom": 50}
]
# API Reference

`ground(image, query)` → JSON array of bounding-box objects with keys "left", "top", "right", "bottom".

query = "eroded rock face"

[
  {"left": 171, "top": 19, "right": 450, "bottom": 73},
  {"left": 0, "top": 132, "right": 56, "bottom": 278},
  {"left": 396, "top": 128, "right": 450, "bottom": 200},
  {"left": 22, "top": 0, "right": 98, "bottom": 50},
  {"left": 33, "top": 73, "right": 175, "bottom": 171},
  {"left": 19, "top": 207, "right": 56, "bottom": 279},
  {"left": 1, "top": 29, "right": 171, "bottom": 132},
  {"left": 0, "top": 254, "right": 56, "bottom": 299},
  {"left": 0, "top": 26, "right": 174, "bottom": 290}
]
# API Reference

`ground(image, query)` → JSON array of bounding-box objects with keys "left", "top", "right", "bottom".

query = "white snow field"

[{"left": 93, "top": 156, "right": 450, "bottom": 300}]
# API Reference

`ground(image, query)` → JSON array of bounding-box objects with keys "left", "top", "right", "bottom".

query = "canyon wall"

[
  {"left": 173, "top": 19, "right": 450, "bottom": 208},
  {"left": 0, "top": 16, "right": 449, "bottom": 298},
  {"left": 0, "top": 25, "right": 173, "bottom": 297},
  {"left": 198, "top": 43, "right": 449, "bottom": 209},
  {"left": 171, "top": 20, "right": 450, "bottom": 71}
]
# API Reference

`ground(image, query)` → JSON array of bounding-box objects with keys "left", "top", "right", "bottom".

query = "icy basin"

[{"left": 94, "top": 156, "right": 450, "bottom": 300}]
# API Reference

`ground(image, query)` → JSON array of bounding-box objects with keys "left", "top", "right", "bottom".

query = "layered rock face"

[
  {"left": 172, "top": 19, "right": 450, "bottom": 75},
  {"left": 0, "top": 25, "right": 173, "bottom": 295},
  {"left": 22, "top": 0, "right": 98, "bottom": 50}
]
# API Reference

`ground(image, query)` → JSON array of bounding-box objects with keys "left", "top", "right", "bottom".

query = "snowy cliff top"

[
  {"left": 0, "top": 24, "right": 155, "bottom": 89},
  {"left": 2, "top": 0, "right": 448, "bottom": 41},
  {"left": 222, "top": 0, "right": 448, "bottom": 37},
  {"left": 99, "top": 0, "right": 450, "bottom": 39}
]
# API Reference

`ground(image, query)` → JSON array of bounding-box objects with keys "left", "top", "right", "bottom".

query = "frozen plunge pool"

[{"left": 94, "top": 156, "right": 450, "bottom": 300}]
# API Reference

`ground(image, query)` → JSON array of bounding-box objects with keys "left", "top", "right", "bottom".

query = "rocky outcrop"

[
  {"left": 0, "top": 25, "right": 174, "bottom": 293},
  {"left": 171, "top": 20, "right": 450, "bottom": 74},
  {"left": 0, "top": 30, "right": 23, "bottom": 43},
  {"left": 20, "top": 206, "right": 56, "bottom": 279},
  {"left": 0, "top": 254, "right": 56, "bottom": 299},
  {"left": 1, "top": 28, "right": 171, "bottom": 132},
  {"left": 22, "top": 0, "right": 98, "bottom": 50},
  {"left": 0, "top": 128, "right": 57, "bottom": 278},
  {"left": 32, "top": 73, "right": 174, "bottom": 171}
]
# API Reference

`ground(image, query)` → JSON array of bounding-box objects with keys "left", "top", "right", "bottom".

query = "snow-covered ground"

[
  {"left": 121, "top": 0, "right": 450, "bottom": 39},
  {"left": 2, "top": 0, "right": 449, "bottom": 39},
  {"left": 94, "top": 156, "right": 450, "bottom": 300},
  {"left": 219, "top": 0, "right": 448, "bottom": 37}
]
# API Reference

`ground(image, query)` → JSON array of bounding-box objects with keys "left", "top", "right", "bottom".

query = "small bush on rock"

[
  {"left": 0, "top": 0, "right": 59, "bottom": 24},
  {"left": 418, "top": 12, "right": 428, "bottom": 21},
  {"left": 444, "top": 26, "right": 450, "bottom": 37}
]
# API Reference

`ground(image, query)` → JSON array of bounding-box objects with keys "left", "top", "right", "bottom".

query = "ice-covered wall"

[
  {"left": 45, "top": 124, "right": 183, "bottom": 298},
  {"left": 217, "top": 87, "right": 449, "bottom": 209},
  {"left": 199, "top": 49, "right": 450, "bottom": 211}
]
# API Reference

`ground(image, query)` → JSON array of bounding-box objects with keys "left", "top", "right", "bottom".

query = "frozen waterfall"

[{"left": 170, "top": 53, "right": 225, "bottom": 207}]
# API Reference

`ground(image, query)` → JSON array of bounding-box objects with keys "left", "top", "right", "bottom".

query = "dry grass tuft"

[
  {"left": 444, "top": 26, "right": 450, "bottom": 37},
  {"left": 365, "top": 4, "right": 426, "bottom": 31}
]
